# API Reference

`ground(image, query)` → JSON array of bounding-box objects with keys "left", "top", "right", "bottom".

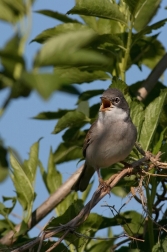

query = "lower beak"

[{"left": 99, "top": 97, "right": 112, "bottom": 112}]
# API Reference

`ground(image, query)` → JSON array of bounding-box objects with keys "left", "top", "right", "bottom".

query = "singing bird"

[{"left": 72, "top": 88, "right": 137, "bottom": 191}]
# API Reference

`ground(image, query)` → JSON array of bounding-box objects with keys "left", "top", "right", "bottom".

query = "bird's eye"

[{"left": 114, "top": 97, "right": 120, "bottom": 104}]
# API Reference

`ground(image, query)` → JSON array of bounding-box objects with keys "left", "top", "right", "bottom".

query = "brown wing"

[{"left": 83, "top": 120, "right": 97, "bottom": 158}]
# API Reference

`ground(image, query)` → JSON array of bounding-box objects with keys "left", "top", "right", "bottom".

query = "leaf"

[
  {"left": 53, "top": 143, "right": 82, "bottom": 164},
  {"left": 110, "top": 77, "right": 128, "bottom": 93},
  {"left": 0, "top": 0, "right": 26, "bottom": 23},
  {"left": 121, "top": 211, "right": 144, "bottom": 236},
  {"left": 133, "top": 19, "right": 167, "bottom": 44},
  {"left": 46, "top": 198, "right": 83, "bottom": 227},
  {"left": 152, "top": 236, "right": 167, "bottom": 252},
  {"left": 20, "top": 72, "right": 74, "bottom": 99},
  {"left": 0, "top": 143, "right": 9, "bottom": 182},
  {"left": 35, "top": 9, "right": 80, "bottom": 23},
  {"left": 67, "top": 0, "right": 127, "bottom": 25},
  {"left": 134, "top": 0, "right": 162, "bottom": 31},
  {"left": 77, "top": 89, "right": 104, "bottom": 104},
  {"left": 9, "top": 141, "right": 39, "bottom": 222},
  {"left": 130, "top": 100, "right": 145, "bottom": 141},
  {"left": 0, "top": 34, "right": 25, "bottom": 78},
  {"left": 34, "top": 29, "right": 110, "bottom": 68},
  {"left": 131, "top": 35, "right": 165, "bottom": 70},
  {"left": 32, "top": 23, "right": 87, "bottom": 44},
  {"left": 123, "top": 0, "right": 147, "bottom": 17},
  {"left": 2, "top": 196, "right": 17, "bottom": 215},
  {"left": 33, "top": 109, "right": 74, "bottom": 120},
  {"left": 52, "top": 111, "right": 90, "bottom": 134},
  {"left": 54, "top": 67, "right": 110, "bottom": 85},
  {"left": 87, "top": 240, "right": 114, "bottom": 252},
  {"left": 77, "top": 101, "right": 89, "bottom": 117},
  {"left": 139, "top": 90, "right": 167, "bottom": 151},
  {"left": 22, "top": 141, "right": 39, "bottom": 185},
  {"left": 39, "top": 149, "right": 62, "bottom": 195}
]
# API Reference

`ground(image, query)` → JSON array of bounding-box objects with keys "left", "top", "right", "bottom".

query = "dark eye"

[{"left": 114, "top": 97, "right": 120, "bottom": 104}]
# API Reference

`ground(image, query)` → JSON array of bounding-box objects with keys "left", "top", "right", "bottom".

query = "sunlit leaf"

[
  {"left": 34, "top": 29, "right": 110, "bottom": 68},
  {"left": 124, "top": 0, "right": 147, "bottom": 17},
  {"left": 52, "top": 111, "right": 90, "bottom": 134},
  {"left": 139, "top": 90, "right": 167, "bottom": 151},
  {"left": 32, "top": 23, "right": 87, "bottom": 44},
  {"left": 54, "top": 67, "right": 110, "bottom": 85},
  {"left": 20, "top": 72, "right": 69, "bottom": 99},
  {"left": 39, "top": 149, "right": 62, "bottom": 195},
  {"left": 53, "top": 143, "right": 82, "bottom": 164},
  {"left": 133, "top": 19, "right": 167, "bottom": 44},
  {"left": 9, "top": 141, "right": 39, "bottom": 222},
  {"left": 35, "top": 9, "right": 80, "bottom": 23},
  {"left": 0, "top": 0, "right": 26, "bottom": 23},
  {"left": 134, "top": 0, "right": 162, "bottom": 31},
  {"left": 67, "top": 0, "right": 127, "bottom": 25}
]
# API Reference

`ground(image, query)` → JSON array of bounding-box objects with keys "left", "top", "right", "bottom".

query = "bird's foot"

[{"left": 98, "top": 177, "right": 111, "bottom": 194}]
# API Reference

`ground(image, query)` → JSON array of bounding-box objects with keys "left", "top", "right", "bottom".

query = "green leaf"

[
  {"left": 133, "top": 19, "right": 167, "bottom": 44},
  {"left": 0, "top": 143, "right": 9, "bottom": 182},
  {"left": 139, "top": 90, "right": 167, "bottom": 151},
  {"left": 35, "top": 9, "right": 80, "bottom": 23},
  {"left": 134, "top": 0, "right": 162, "bottom": 31},
  {"left": 53, "top": 143, "right": 82, "bottom": 164},
  {"left": 130, "top": 100, "right": 145, "bottom": 141},
  {"left": 39, "top": 149, "right": 62, "bottom": 195},
  {"left": 110, "top": 77, "right": 128, "bottom": 92},
  {"left": 87, "top": 240, "right": 114, "bottom": 252},
  {"left": 152, "top": 236, "right": 167, "bottom": 252},
  {"left": 123, "top": 0, "right": 147, "bottom": 17},
  {"left": 20, "top": 72, "right": 74, "bottom": 99},
  {"left": 54, "top": 67, "right": 110, "bottom": 85},
  {"left": 22, "top": 141, "right": 39, "bottom": 185},
  {"left": 46, "top": 198, "right": 83, "bottom": 227},
  {"left": 131, "top": 35, "right": 165, "bottom": 70},
  {"left": 33, "top": 109, "right": 74, "bottom": 120},
  {"left": 121, "top": 211, "right": 144, "bottom": 236},
  {"left": 32, "top": 23, "right": 87, "bottom": 44},
  {"left": 2, "top": 196, "right": 17, "bottom": 215},
  {"left": 77, "top": 89, "right": 104, "bottom": 104},
  {"left": 67, "top": 0, "right": 127, "bottom": 25},
  {"left": 9, "top": 142, "right": 39, "bottom": 222},
  {"left": 52, "top": 111, "right": 90, "bottom": 134},
  {"left": 0, "top": 0, "right": 26, "bottom": 23},
  {"left": 34, "top": 29, "right": 109, "bottom": 68},
  {"left": 0, "top": 34, "right": 25, "bottom": 78},
  {"left": 77, "top": 101, "right": 89, "bottom": 117}
]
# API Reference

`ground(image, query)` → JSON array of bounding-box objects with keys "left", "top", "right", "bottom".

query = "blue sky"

[{"left": 0, "top": 0, "right": 167, "bottom": 240}]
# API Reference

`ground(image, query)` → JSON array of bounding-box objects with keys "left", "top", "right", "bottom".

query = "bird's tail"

[{"left": 72, "top": 162, "right": 95, "bottom": 192}]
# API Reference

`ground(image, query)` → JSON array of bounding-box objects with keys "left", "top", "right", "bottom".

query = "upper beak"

[{"left": 99, "top": 97, "right": 112, "bottom": 112}]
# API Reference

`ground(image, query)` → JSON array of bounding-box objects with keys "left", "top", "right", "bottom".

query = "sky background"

[{"left": 0, "top": 0, "right": 167, "bottom": 242}]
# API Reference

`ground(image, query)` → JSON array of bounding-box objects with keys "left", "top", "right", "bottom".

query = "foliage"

[{"left": 0, "top": 0, "right": 167, "bottom": 251}]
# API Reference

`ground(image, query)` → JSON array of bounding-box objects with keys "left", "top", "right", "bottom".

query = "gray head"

[{"left": 99, "top": 88, "right": 130, "bottom": 115}]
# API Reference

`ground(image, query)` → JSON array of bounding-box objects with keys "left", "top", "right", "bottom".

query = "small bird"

[{"left": 72, "top": 88, "right": 137, "bottom": 192}]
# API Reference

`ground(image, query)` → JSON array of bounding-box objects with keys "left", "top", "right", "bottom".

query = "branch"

[
  {"left": 0, "top": 165, "right": 84, "bottom": 246},
  {"left": 137, "top": 52, "right": 167, "bottom": 101}
]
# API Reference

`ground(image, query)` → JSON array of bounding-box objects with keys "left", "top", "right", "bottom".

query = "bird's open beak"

[{"left": 99, "top": 97, "right": 112, "bottom": 112}]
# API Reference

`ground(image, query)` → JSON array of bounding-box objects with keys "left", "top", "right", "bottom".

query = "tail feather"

[{"left": 72, "top": 163, "right": 95, "bottom": 192}]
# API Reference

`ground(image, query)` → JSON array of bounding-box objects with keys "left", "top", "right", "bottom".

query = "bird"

[{"left": 72, "top": 88, "right": 137, "bottom": 192}]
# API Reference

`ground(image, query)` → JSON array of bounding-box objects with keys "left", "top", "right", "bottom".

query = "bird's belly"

[{"left": 86, "top": 123, "right": 135, "bottom": 168}]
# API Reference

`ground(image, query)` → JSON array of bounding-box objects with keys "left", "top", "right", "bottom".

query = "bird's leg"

[{"left": 96, "top": 168, "right": 111, "bottom": 193}]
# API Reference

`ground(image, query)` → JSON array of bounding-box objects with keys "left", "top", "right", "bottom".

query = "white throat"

[{"left": 98, "top": 106, "right": 128, "bottom": 125}]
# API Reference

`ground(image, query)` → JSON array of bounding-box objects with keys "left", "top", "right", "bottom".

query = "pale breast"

[{"left": 86, "top": 119, "right": 136, "bottom": 168}]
